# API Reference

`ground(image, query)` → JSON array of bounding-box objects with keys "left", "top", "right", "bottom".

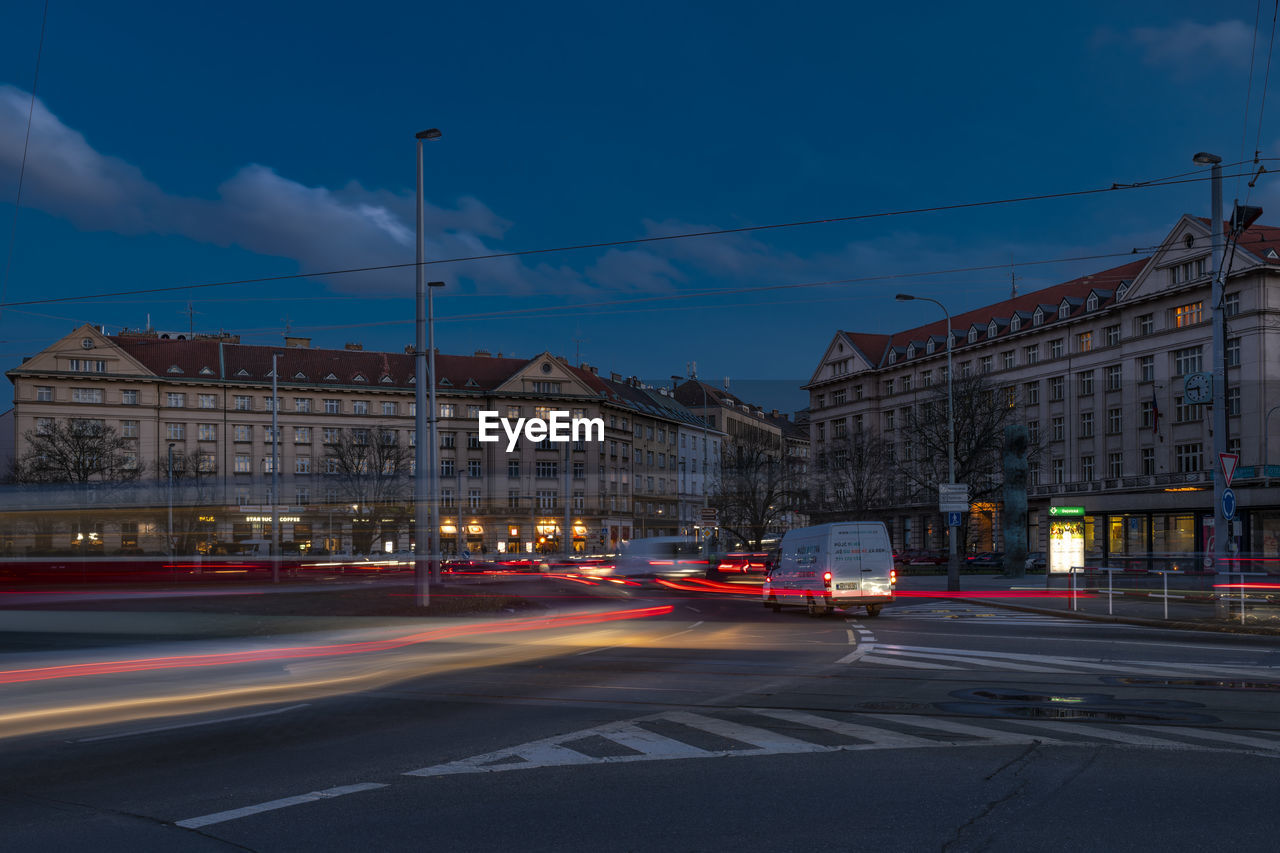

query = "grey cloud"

[{"left": 1130, "top": 20, "right": 1253, "bottom": 69}]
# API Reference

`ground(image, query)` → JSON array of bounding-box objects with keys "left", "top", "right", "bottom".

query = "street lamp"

[
  {"left": 896, "top": 293, "right": 960, "bottom": 591},
  {"left": 167, "top": 442, "right": 175, "bottom": 558},
  {"left": 415, "top": 127, "right": 442, "bottom": 606},
  {"left": 1193, "top": 152, "right": 1228, "bottom": 567}
]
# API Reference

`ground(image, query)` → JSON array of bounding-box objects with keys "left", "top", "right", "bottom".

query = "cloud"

[{"left": 1129, "top": 20, "right": 1254, "bottom": 69}]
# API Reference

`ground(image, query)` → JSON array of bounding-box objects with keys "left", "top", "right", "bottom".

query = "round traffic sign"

[{"left": 1222, "top": 488, "right": 1237, "bottom": 521}]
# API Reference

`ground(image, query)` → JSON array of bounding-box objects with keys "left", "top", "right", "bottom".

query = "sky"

[{"left": 2, "top": 1, "right": 1278, "bottom": 415}]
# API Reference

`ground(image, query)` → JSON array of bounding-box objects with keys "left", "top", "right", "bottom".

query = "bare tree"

[
  {"left": 710, "top": 431, "right": 798, "bottom": 548},
  {"left": 152, "top": 450, "right": 221, "bottom": 555},
  {"left": 812, "top": 429, "right": 896, "bottom": 520},
  {"left": 900, "top": 373, "right": 1042, "bottom": 548},
  {"left": 325, "top": 426, "right": 411, "bottom": 554}
]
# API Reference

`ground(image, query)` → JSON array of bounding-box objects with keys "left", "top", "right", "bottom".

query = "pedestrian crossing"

[
  {"left": 853, "top": 642, "right": 1280, "bottom": 678},
  {"left": 880, "top": 602, "right": 1087, "bottom": 626},
  {"left": 403, "top": 706, "right": 1280, "bottom": 778}
]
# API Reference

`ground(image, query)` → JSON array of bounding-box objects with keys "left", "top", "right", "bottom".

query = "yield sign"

[{"left": 1220, "top": 453, "right": 1239, "bottom": 487}]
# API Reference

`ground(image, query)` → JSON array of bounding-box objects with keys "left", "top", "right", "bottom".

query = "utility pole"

[
  {"left": 1194, "top": 152, "right": 1228, "bottom": 570},
  {"left": 271, "top": 352, "right": 280, "bottom": 584}
]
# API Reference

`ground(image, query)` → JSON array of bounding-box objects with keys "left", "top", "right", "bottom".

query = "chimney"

[
  {"left": 610, "top": 372, "right": 622, "bottom": 382},
  {"left": 344, "top": 342, "right": 363, "bottom": 351},
  {"left": 474, "top": 349, "right": 491, "bottom": 358},
  {"left": 285, "top": 336, "right": 311, "bottom": 348},
  {"left": 771, "top": 409, "right": 779, "bottom": 417}
]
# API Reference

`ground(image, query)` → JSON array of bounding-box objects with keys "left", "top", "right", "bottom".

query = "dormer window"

[
  {"left": 888, "top": 349, "right": 897, "bottom": 364},
  {"left": 967, "top": 328, "right": 978, "bottom": 344},
  {"left": 1116, "top": 282, "right": 1130, "bottom": 299},
  {"left": 1058, "top": 301, "right": 1071, "bottom": 320},
  {"left": 1086, "top": 293, "right": 1099, "bottom": 312},
  {"left": 987, "top": 320, "right": 998, "bottom": 338},
  {"left": 926, "top": 339, "right": 936, "bottom": 355},
  {"left": 1010, "top": 315, "right": 1021, "bottom": 332},
  {"left": 1033, "top": 308, "right": 1045, "bottom": 326},
  {"left": 906, "top": 344, "right": 916, "bottom": 359}
]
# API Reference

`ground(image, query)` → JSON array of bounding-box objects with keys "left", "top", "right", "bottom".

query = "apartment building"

[
  {"left": 4, "top": 327, "right": 707, "bottom": 556},
  {"left": 806, "top": 214, "right": 1280, "bottom": 565}
]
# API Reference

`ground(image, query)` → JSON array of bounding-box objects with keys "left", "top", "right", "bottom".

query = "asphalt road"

[{"left": 4, "top": 582, "right": 1280, "bottom": 851}]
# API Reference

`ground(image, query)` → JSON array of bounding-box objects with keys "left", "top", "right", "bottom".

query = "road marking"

[
  {"left": 846, "top": 629, "right": 856, "bottom": 644},
  {"left": 70, "top": 704, "right": 310, "bottom": 744},
  {"left": 662, "top": 710, "right": 828, "bottom": 753},
  {"left": 858, "top": 643, "right": 1280, "bottom": 678},
  {"left": 836, "top": 644, "right": 874, "bottom": 664},
  {"left": 858, "top": 654, "right": 960, "bottom": 669},
  {"left": 1153, "top": 727, "right": 1280, "bottom": 751},
  {"left": 870, "top": 647, "right": 1081, "bottom": 673},
  {"left": 751, "top": 709, "right": 940, "bottom": 748},
  {"left": 873, "top": 713, "right": 1063, "bottom": 744},
  {"left": 574, "top": 621, "right": 703, "bottom": 655},
  {"left": 1012, "top": 721, "right": 1193, "bottom": 748},
  {"left": 175, "top": 782, "right": 386, "bottom": 829}
]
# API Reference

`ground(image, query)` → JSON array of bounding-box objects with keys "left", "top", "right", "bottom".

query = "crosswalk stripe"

[
  {"left": 871, "top": 713, "right": 1062, "bottom": 744},
  {"left": 751, "top": 709, "right": 942, "bottom": 747},
  {"left": 1011, "top": 721, "right": 1193, "bottom": 748},
  {"left": 1151, "top": 727, "right": 1280, "bottom": 751},
  {"left": 870, "top": 644, "right": 1280, "bottom": 678},
  {"left": 604, "top": 725, "right": 709, "bottom": 758},
  {"left": 662, "top": 711, "right": 828, "bottom": 752},
  {"left": 870, "top": 648, "right": 1081, "bottom": 673},
  {"left": 858, "top": 654, "right": 963, "bottom": 669}
]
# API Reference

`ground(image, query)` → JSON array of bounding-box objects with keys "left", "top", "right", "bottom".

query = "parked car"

[
  {"left": 908, "top": 550, "right": 947, "bottom": 566},
  {"left": 1025, "top": 551, "right": 1047, "bottom": 571},
  {"left": 965, "top": 552, "right": 1004, "bottom": 567}
]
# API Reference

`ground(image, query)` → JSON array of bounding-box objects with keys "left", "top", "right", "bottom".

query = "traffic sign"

[
  {"left": 938, "top": 483, "right": 969, "bottom": 513},
  {"left": 947, "top": 511, "right": 962, "bottom": 527},
  {"left": 1220, "top": 453, "right": 1239, "bottom": 487},
  {"left": 1048, "top": 506, "right": 1085, "bottom": 517},
  {"left": 1222, "top": 487, "right": 1237, "bottom": 521},
  {"left": 699, "top": 507, "right": 718, "bottom": 525}
]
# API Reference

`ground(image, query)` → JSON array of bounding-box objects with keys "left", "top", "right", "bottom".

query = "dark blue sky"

[{"left": 1, "top": 1, "right": 1274, "bottom": 413}]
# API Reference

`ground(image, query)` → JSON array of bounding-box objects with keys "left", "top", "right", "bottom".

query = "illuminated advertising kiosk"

[{"left": 1048, "top": 505, "right": 1085, "bottom": 578}]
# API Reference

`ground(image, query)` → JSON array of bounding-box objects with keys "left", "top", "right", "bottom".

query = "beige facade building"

[
  {"left": 806, "top": 214, "right": 1280, "bottom": 565},
  {"left": 4, "top": 327, "right": 710, "bottom": 556}
]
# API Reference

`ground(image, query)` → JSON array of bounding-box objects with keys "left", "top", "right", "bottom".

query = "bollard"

[{"left": 1163, "top": 570, "right": 1168, "bottom": 621}]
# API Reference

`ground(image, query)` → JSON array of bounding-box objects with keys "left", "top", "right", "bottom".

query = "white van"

[
  {"left": 763, "top": 522, "right": 896, "bottom": 616},
  {"left": 613, "top": 536, "right": 708, "bottom": 578}
]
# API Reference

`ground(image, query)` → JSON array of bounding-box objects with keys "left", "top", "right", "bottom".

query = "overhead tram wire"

[
  {"left": 1247, "top": 0, "right": 1280, "bottom": 207},
  {"left": 0, "top": 164, "right": 1270, "bottom": 312},
  {"left": 1238, "top": 0, "right": 1264, "bottom": 200}
]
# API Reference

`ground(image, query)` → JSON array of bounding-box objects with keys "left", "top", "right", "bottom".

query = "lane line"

[
  {"left": 846, "top": 629, "right": 856, "bottom": 645},
  {"left": 868, "top": 648, "right": 1082, "bottom": 673},
  {"left": 858, "top": 654, "right": 962, "bottom": 670},
  {"left": 175, "top": 782, "right": 386, "bottom": 829},
  {"left": 836, "top": 644, "right": 875, "bottom": 664},
  {"left": 1152, "top": 727, "right": 1280, "bottom": 751},
  {"left": 71, "top": 703, "right": 310, "bottom": 744}
]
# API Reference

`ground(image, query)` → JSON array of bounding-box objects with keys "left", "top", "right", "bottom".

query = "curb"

[{"left": 908, "top": 591, "right": 1280, "bottom": 637}]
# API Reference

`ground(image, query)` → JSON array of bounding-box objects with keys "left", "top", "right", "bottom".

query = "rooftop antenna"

[
  {"left": 1010, "top": 255, "right": 1018, "bottom": 298},
  {"left": 574, "top": 337, "right": 587, "bottom": 363}
]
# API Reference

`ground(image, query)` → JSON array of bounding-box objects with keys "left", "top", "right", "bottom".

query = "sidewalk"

[{"left": 895, "top": 570, "right": 1280, "bottom": 636}]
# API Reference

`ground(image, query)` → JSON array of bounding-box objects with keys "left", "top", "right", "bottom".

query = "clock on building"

[{"left": 1183, "top": 371, "right": 1212, "bottom": 405}]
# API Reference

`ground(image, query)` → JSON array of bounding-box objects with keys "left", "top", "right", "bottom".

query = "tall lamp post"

[
  {"left": 1193, "top": 152, "right": 1228, "bottom": 568},
  {"left": 896, "top": 293, "right": 960, "bottom": 591},
  {"left": 414, "top": 127, "right": 442, "bottom": 605},
  {"left": 167, "top": 442, "right": 175, "bottom": 557}
]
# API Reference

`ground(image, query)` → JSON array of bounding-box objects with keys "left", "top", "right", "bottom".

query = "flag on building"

[{"left": 1151, "top": 388, "right": 1162, "bottom": 442}]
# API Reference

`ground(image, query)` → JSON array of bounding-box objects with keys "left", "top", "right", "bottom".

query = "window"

[
  {"left": 1078, "top": 371, "right": 1094, "bottom": 396},
  {"left": 467, "top": 459, "right": 481, "bottom": 478},
  {"left": 508, "top": 490, "right": 522, "bottom": 508},
  {"left": 122, "top": 389, "right": 138, "bottom": 405},
  {"left": 440, "top": 403, "right": 456, "bottom": 418},
  {"left": 231, "top": 424, "right": 250, "bottom": 442},
  {"left": 382, "top": 402, "right": 396, "bottom": 416},
  {"left": 832, "top": 419, "right": 847, "bottom": 438},
  {"left": 1023, "top": 382, "right": 1039, "bottom": 405},
  {"left": 1141, "top": 448, "right": 1155, "bottom": 476},
  {"left": 573, "top": 461, "right": 585, "bottom": 479},
  {"left": 1173, "top": 301, "right": 1203, "bottom": 327},
  {"left": 1052, "top": 459, "right": 1065, "bottom": 484},
  {"left": 1173, "top": 347, "right": 1202, "bottom": 376},
  {"left": 233, "top": 395, "right": 251, "bottom": 411},
  {"left": 198, "top": 423, "right": 216, "bottom": 441},
  {"left": 1058, "top": 302, "right": 1071, "bottom": 320},
  {"left": 1175, "top": 443, "right": 1202, "bottom": 473},
  {"left": 1001, "top": 350, "right": 1015, "bottom": 370},
  {"left": 883, "top": 410, "right": 895, "bottom": 430},
  {"left": 1077, "top": 411, "right": 1092, "bottom": 438},
  {"left": 324, "top": 399, "right": 340, "bottom": 414},
  {"left": 1140, "top": 400, "right": 1154, "bottom": 430},
  {"left": 263, "top": 396, "right": 280, "bottom": 411},
  {"left": 441, "top": 431, "right": 456, "bottom": 448},
  {"left": 1170, "top": 258, "right": 1206, "bottom": 284},
  {"left": 467, "top": 489, "right": 481, "bottom": 510},
  {"left": 1105, "top": 364, "right": 1122, "bottom": 391},
  {"left": 1226, "top": 338, "right": 1241, "bottom": 367},
  {"left": 1076, "top": 331, "right": 1093, "bottom": 353},
  {"left": 532, "top": 381, "right": 561, "bottom": 394},
  {"left": 1051, "top": 416, "right": 1064, "bottom": 441},
  {"left": 979, "top": 356, "right": 993, "bottom": 373},
  {"left": 465, "top": 432, "right": 479, "bottom": 450},
  {"left": 295, "top": 488, "right": 310, "bottom": 506},
  {"left": 72, "top": 388, "right": 104, "bottom": 404},
  {"left": 1225, "top": 292, "right": 1240, "bottom": 317},
  {"left": 1105, "top": 325, "right": 1121, "bottom": 346},
  {"left": 296, "top": 456, "right": 311, "bottom": 474},
  {"left": 831, "top": 389, "right": 847, "bottom": 406},
  {"left": 1138, "top": 355, "right": 1154, "bottom": 383},
  {"left": 901, "top": 375, "right": 912, "bottom": 392},
  {"left": 1027, "top": 420, "right": 1040, "bottom": 444},
  {"left": 1048, "top": 376, "right": 1064, "bottom": 401},
  {"left": 351, "top": 428, "right": 367, "bottom": 445},
  {"left": 1024, "top": 344, "right": 1039, "bottom": 365},
  {"left": 325, "top": 457, "right": 339, "bottom": 474},
  {"left": 441, "top": 489, "right": 455, "bottom": 509},
  {"left": 234, "top": 454, "right": 251, "bottom": 473},
  {"left": 1174, "top": 396, "right": 1201, "bottom": 424},
  {"left": 266, "top": 425, "right": 283, "bottom": 443},
  {"left": 507, "top": 459, "right": 520, "bottom": 478},
  {"left": 352, "top": 400, "right": 369, "bottom": 415},
  {"left": 1228, "top": 386, "right": 1241, "bottom": 416},
  {"left": 295, "top": 426, "right": 311, "bottom": 443},
  {"left": 197, "top": 394, "right": 216, "bottom": 409},
  {"left": 536, "top": 490, "right": 557, "bottom": 510},
  {"left": 34, "top": 417, "right": 53, "bottom": 435},
  {"left": 1049, "top": 339, "right": 1063, "bottom": 358},
  {"left": 536, "top": 461, "right": 558, "bottom": 478},
  {"left": 883, "top": 379, "right": 895, "bottom": 396},
  {"left": 1107, "top": 407, "right": 1122, "bottom": 434},
  {"left": 959, "top": 362, "right": 972, "bottom": 378},
  {"left": 1108, "top": 452, "right": 1123, "bottom": 478},
  {"left": 1081, "top": 456, "right": 1094, "bottom": 482},
  {"left": 322, "top": 427, "right": 340, "bottom": 444},
  {"left": 166, "top": 423, "right": 185, "bottom": 440},
  {"left": 1135, "top": 314, "right": 1154, "bottom": 336},
  {"left": 34, "top": 385, "right": 53, "bottom": 402},
  {"left": 440, "top": 459, "right": 455, "bottom": 477},
  {"left": 468, "top": 405, "right": 481, "bottom": 419}
]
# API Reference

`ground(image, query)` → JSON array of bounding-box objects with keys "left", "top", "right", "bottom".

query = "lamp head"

[
  {"left": 416, "top": 128, "right": 443, "bottom": 140},
  {"left": 428, "top": 280, "right": 446, "bottom": 288},
  {"left": 895, "top": 294, "right": 915, "bottom": 301},
  {"left": 1192, "top": 152, "right": 1221, "bottom": 165}
]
